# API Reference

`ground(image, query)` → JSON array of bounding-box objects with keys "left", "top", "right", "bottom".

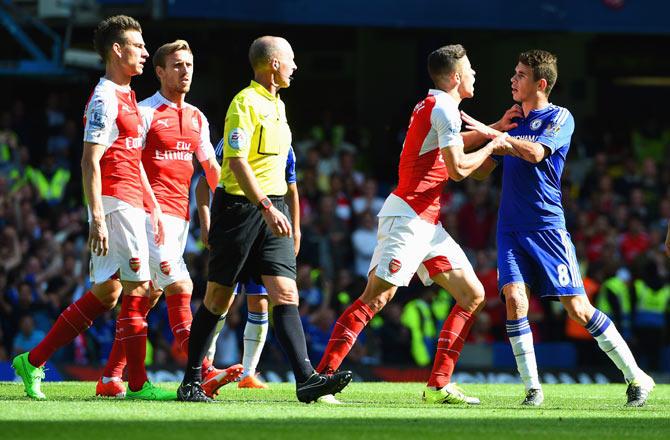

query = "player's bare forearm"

[
  {"left": 286, "top": 182, "right": 301, "bottom": 254},
  {"left": 507, "top": 138, "right": 550, "bottom": 163},
  {"left": 462, "top": 131, "right": 488, "bottom": 151},
  {"left": 81, "top": 143, "right": 105, "bottom": 221},
  {"left": 139, "top": 163, "right": 160, "bottom": 212},
  {"left": 229, "top": 157, "right": 292, "bottom": 237},
  {"left": 442, "top": 143, "right": 495, "bottom": 181},
  {"left": 195, "top": 175, "right": 211, "bottom": 234},
  {"left": 286, "top": 183, "right": 300, "bottom": 233},
  {"left": 472, "top": 157, "right": 498, "bottom": 181},
  {"left": 228, "top": 157, "right": 267, "bottom": 204},
  {"left": 201, "top": 156, "right": 221, "bottom": 192}
]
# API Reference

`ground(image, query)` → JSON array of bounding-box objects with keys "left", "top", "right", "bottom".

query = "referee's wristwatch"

[{"left": 258, "top": 197, "right": 273, "bottom": 211}]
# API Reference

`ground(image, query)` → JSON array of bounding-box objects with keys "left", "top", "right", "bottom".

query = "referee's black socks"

[
  {"left": 183, "top": 304, "right": 221, "bottom": 384},
  {"left": 273, "top": 304, "right": 314, "bottom": 383}
]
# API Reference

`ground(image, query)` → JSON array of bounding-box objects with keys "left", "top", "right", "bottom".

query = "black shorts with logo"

[{"left": 207, "top": 189, "right": 296, "bottom": 286}]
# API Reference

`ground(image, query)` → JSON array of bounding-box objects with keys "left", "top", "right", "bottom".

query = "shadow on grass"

[{"left": 1, "top": 417, "right": 669, "bottom": 440}]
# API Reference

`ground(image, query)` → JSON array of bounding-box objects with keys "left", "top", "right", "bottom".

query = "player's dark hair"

[
  {"left": 427, "top": 44, "right": 467, "bottom": 84},
  {"left": 93, "top": 15, "right": 142, "bottom": 62},
  {"left": 153, "top": 40, "right": 191, "bottom": 69},
  {"left": 518, "top": 50, "right": 558, "bottom": 96}
]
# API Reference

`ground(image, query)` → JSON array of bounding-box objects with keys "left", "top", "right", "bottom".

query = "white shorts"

[
  {"left": 89, "top": 206, "right": 150, "bottom": 283},
  {"left": 147, "top": 214, "right": 191, "bottom": 290},
  {"left": 369, "top": 215, "right": 471, "bottom": 287}
]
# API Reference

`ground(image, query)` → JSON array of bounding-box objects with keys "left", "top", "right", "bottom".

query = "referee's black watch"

[{"left": 258, "top": 197, "right": 273, "bottom": 211}]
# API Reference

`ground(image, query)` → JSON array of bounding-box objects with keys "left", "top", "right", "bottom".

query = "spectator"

[{"left": 12, "top": 315, "right": 45, "bottom": 356}]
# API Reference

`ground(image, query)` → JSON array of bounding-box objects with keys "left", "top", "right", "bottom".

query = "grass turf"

[{"left": 0, "top": 382, "right": 668, "bottom": 439}]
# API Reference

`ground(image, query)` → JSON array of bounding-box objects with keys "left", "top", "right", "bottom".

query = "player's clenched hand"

[
  {"left": 492, "top": 104, "right": 523, "bottom": 132},
  {"left": 88, "top": 218, "right": 109, "bottom": 256},
  {"left": 262, "top": 206, "right": 292, "bottom": 238},
  {"left": 461, "top": 111, "right": 501, "bottom": 139},
  {"left": 150, "top": 208, "right": 165, "bottom": 246}
]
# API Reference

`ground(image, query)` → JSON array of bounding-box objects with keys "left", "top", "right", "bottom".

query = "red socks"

[
  {"left": 103, "top": 293, "right": 193, "bottom": 380},
  {"left": 166, "top": 293, "right": 192, "bottom": 357},
  {"left": 118, "top": 295, "right": 150, "bottom": 392},
  {"left": 102, "top": 324, "right": 127, "bottom": 379},
  {"left": 427, "top": 304, "right": 476, "bottom": 388},
  {"left": 316, "top": 299, "right": 374, "bottom": 374},
  {"left": 29, "top": 291, "right": 108, "bottom": 367}
]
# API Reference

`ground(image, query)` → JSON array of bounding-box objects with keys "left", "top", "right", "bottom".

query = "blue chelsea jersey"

[
  {"left": 497, "top": 104, "right": 574, "bottom": 232},
  {"left": 213, "top": 138, "right": 296, "bottom": 184}
]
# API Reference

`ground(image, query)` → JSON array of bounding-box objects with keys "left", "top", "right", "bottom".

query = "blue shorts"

[
  {"left": 497, "top": 228, "right": 585, "bottom": 299},
  {"left": 233, "top": 279, "right": 267, "bottom": 296}
]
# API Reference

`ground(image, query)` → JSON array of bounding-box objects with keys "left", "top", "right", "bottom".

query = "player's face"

[
  {"left": 159, "top": 50, "right": 194, "bottom": 94},
  {"left": 510, "top": 62, "right": 537, "bottom": 103},
  {"left": 273, "top": 41, "right": 297, "bottom": 89},
  {"left": 457, "top": 56, "right": 476, "bottom": 99},
  {"left": 119, "top": 30, "right": 149, "bottom": 76}
]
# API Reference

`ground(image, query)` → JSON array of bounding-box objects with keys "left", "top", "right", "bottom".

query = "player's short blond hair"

[{"left": 153, "top": 40, "right": 192, "bottom": 68}]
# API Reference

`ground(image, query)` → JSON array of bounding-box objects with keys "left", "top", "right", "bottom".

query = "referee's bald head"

[{"left": 249, "top": 36, "right": 291, "bottom": 71}]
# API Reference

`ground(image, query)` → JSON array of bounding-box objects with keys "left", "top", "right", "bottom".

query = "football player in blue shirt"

[{"left": 461, "top": 49, "right": 654, "bottom": 407}]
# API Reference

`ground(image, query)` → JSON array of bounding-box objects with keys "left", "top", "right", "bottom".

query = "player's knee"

[
  {"left": 91, "top": 282, "right": 122, "bottom": 309},
  {"left": 504, "top": 290, "right": 527, "bottom": 318},
  {"left": 460, "top": 285, "right": 485, "bottom": 313},
  {"left": 271, "top": 288, "right": 299, "bottom": 306},
  {"left": 565, "top": 299, "right": 593, "bottom": 326},
  {"left": 165, "top": 279, "right": 193, "bottom": 296},
  {"left": 204, "top": 284, "right": 234, "bottom": 314}
]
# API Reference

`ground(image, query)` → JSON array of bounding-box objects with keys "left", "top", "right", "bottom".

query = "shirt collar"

[
  {"left": 526, "top": 103, "right": 553, "bottom": 118},
  {"left": 153, "top": 91, "right": 180, "bottom": 108},
  {"left": 99, "top": 77, "right": 131, "bottom": 93},
  {"left": 250, "top": 80, "right": 278, "bottom": 101},
  {"left": 428, "top": 88, "right": 458, "bottom": 104}
]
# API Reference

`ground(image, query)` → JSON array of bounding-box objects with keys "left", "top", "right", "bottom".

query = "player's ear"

[
  {"left": 111, "top": 42, "right": 123, "bottom": 59},
  {"left": 537, "top": 78, "right": 548, "bottom": 93}
]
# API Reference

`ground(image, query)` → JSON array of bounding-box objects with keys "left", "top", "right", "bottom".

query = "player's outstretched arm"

[
  {"left": 140, "top": 163, "right": 164, "bottom": 246},
  {"left": 195, "top": 175, "right": 211, "bottom": 247},
  {"left": 442, "top": 134, "right": 509, "bottom": 181},
  {"left": 82, "top": 142, "right": 108, "bottom": 256},
  {"left": 462, "top": 104, "right": 522, "bottom": 152},
  {"left": 462, "top": 111, "right": 549, "bottom": 163}
]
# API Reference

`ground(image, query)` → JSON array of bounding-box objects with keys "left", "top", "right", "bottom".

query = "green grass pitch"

[{"left": 1, "top": 382, "right": 668, "bottom": 439}]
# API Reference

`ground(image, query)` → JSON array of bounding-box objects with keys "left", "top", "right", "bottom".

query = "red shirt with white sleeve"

[
  {"left": 378, "top": 89, "right": 463, "bottom": 224},
  {"left": 83, "top": 77, "right": 145, "bottom": 213},
  {"left": 139, "top": 92, "right": 215, "bottom": 221}
]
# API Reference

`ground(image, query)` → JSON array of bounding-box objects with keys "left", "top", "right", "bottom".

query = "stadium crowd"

[{"left": 1, "top": 92, "right": 669, "bottom": 371}]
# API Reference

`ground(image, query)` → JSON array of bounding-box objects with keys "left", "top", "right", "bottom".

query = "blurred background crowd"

[{"left": 1, "top": 89, "right": 669, "bottom": 372}]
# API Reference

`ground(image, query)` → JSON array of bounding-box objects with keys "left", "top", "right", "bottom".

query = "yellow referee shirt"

[{"left": 220, "top": 80, "right": 292, "bottom": 196}]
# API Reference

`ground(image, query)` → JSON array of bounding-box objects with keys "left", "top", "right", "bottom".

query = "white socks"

[
  {"left": 507, "top": 318, "right": 541, "bottom": 391},
  {"left": 242, "top": 312, "right": 269, "bottom": 377}
]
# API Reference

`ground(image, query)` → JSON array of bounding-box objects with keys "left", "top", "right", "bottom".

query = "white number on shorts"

[{"left": 557, "top": 264, "right": 570, "bottom": 286}]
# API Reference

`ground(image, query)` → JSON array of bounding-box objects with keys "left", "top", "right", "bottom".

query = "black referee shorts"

[{"left": 207, "top": 189, "right": 296, "bottom": 287}]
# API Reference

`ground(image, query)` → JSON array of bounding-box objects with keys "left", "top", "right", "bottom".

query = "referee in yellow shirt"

[{"left": 178, "top": 36, "right": 352, "bottom": 403}]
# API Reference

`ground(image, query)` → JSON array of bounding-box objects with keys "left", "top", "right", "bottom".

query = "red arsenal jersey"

[
  {"left": 379, "top": 89, "right": 464, "bottom": 224},
  {"left": 83, "top": 77, "right": 145, "bottom": 212},
  {"left": 139, "top": 92, "right": 215, "bottom": 220}
]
